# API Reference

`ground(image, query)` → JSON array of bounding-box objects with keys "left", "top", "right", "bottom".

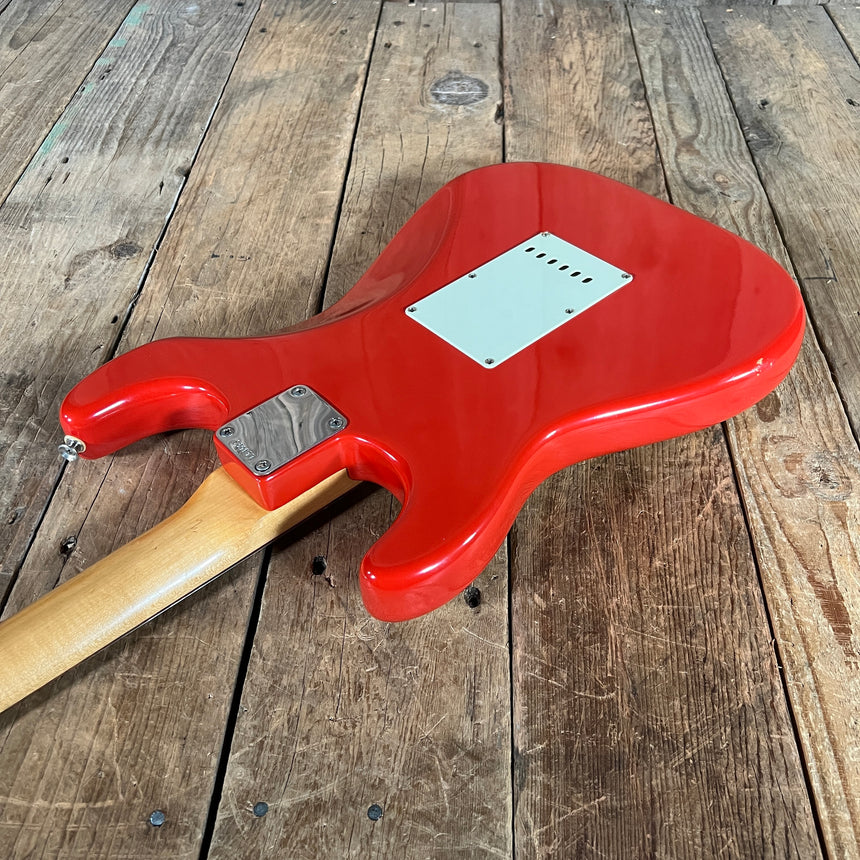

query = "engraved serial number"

[{"left": 230, "top": 440, "right": 257, "bottom": 460}]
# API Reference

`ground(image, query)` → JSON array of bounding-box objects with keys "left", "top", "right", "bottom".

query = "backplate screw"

[
  {"left": 565, "top": 308, "right": 574, "bottom": 314},
  {"left": 289, "top": 386, "right": 308, "bottom": 397},
  {"left": 328, "top": 416, "right": 345, "bottom": 430},
  {"left": 622, "top": 273, "right": 632, "bottom": 280},
  {"left": 484, "top": 358, "right": 495, "bottom": 365},
  {"left": 468, "top": 272, "right": 477, "bottom": 278},
  {"left": 254, "top": 460, "right": 272, "bottom": 473},
  {"left": 407, "top": 306, "right": 417, "bottom": 313},
  {"left": 219, "top": 425, "right": 235, "bottom": 437},
  {"left": 541, "top": 231, "right": 549, "bottom": 237}
]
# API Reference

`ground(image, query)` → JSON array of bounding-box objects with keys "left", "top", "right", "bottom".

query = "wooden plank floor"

[{"left": 0, "top": 1, "right": 858, "bottom": 857}]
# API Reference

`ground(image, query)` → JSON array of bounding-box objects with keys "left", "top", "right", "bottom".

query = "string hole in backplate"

[
  {"left": 536, "top": 253, "right": 546, "bottom": 259},
  {"left": 570, "top": 271, "right": 581, "bottom": 277},
  {"left": 582, "top": 277, "right": 592, "bottom": 283},
  {"left": 559, "top": 264, "right": 569, "bottom": 271},
  {"left": 525, "top": 246, "right": 535, "bottom": 253},
  {"left": 547, "top": 258, "right": 557, "bottom": 265}
]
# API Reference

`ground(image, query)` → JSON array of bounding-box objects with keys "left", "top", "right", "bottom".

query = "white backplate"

[{"left": 406, "top": 232, "right": 633, "bottom": 368}]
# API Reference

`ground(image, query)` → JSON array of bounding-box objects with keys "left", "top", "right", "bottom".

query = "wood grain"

[
  {"left": 511, "top": 435, "right": 821, "bottom": 859},
  {"left": 692, "top": 6, "right": 860, "bottom": 856},
  {"left": 503, "top": 0, "right": 662, "bottom": 189},
  {"left": 0, "top": 0, "right": 256, "bottom": 607},
  {"left": 321, "top": 3, "right": 504, "bottom": 307},
  {"left": 503, "top": 1, "right": 820, "bottom": 856},
  {"left": 207, "top": 4, "right": 510, "bottom": 858},
  {"left": 701, "top": 6, "right": 860, "bottom": 434},
  {"left": 828, "top": 4, "right": 860, "bottom": 57},
  {"left": 0, "top": 1, "right": 380, "bottom": 857},
  {"left": 0, "top": 0, "right": 138, "bottom": 202}
]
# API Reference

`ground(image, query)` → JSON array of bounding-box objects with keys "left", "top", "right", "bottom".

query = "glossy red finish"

[{"left": 61, "top": 163, "right": 805, "bottom": 621}]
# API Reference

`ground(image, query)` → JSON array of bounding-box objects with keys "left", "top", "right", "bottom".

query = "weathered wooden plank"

[
  {"left": 0, "top": 0, "right": 257, "bottom": 607},
  {"left": 208, "top": 4, "right": 510, "bottom": 858},
  {"left": 693, "top": 6, "right": 860, "bottom": 857},
  {"left": 503, "top": 1, "right": 661, "bottom": 190},
  {"left": 619, "top": 0, "right": 774, "bottom": 6},
  {"left": 0, "top": 0, "right": 139, "bottom": 202},
  {"left": 0, "top": 1, "right": 381, "bottom": 857},
  {"left": 829, "top": 4, "right": 860, "bottom": 59},
  {"left": 388, "top": 0, "right": 500, "bottom": 4},
  {"left": 726, "top": 337, "right": 860, "bottom": 860},
  {"left": 701, "top": 6, "right": 860, "bottom": 433},
  {"left": 776, "top": 0, "right": 829, "bottom": 8},
  {"left": 503, "top": 1, "right": 820, "bottom": 856}
]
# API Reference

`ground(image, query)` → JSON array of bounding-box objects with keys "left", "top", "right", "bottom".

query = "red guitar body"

[{"left": 60, "top": 163, "right": 804, "bottom": 621}]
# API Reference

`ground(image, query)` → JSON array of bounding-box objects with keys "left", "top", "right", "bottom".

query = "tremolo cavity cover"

[{"left": 60, "top": 163, "right": 805, "bottom": 621}]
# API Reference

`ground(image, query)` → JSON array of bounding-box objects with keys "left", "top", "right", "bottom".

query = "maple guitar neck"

[{"left": 0, "top": 468, "right": 358, "bottom": 713}]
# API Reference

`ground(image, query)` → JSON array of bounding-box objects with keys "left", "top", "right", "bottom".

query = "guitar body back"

[{"left": 61, "top": 163, "right": 804, "bottom": 620}]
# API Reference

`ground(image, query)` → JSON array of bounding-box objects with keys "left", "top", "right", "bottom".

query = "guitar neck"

[{"left": 0, "top": 467, "right": 358, "bottom": 713}]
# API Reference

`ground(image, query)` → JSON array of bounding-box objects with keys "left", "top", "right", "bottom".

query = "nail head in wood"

[
  {"left": 463, "top": 585, "right": 481, "bottom": 609},
  {"left": 59, "top": 535, "right": 77, "bottom": 556}
]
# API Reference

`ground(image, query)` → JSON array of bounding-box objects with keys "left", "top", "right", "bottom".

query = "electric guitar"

[{"left": 0, "top": 162, "right": 804, "bottom": 711}]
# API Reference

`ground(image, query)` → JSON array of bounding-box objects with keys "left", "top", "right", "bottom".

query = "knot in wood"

[{"left": 430, "top": 72, "right": 488, "bottom": 106}]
